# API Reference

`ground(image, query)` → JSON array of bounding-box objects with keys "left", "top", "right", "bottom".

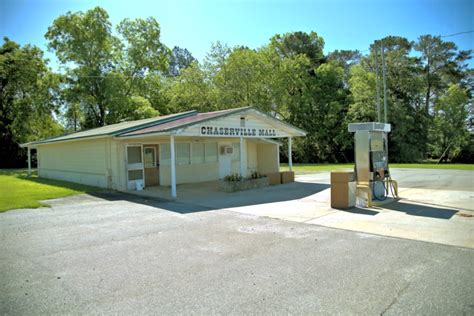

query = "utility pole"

[
  {"left": 381, "top": 44, "right": 388, "bottom": 123},
  {"left": 374, "top": 44, "right": 381, "bottom": 122}
]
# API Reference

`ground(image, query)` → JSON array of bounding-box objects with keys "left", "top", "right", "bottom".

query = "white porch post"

[
  {"left": 27, "top": 147, "right": 32, "bottom": 176},
  {"left": 288, "top": 137, "right": 293, "bottom": 172},
  {"left": 239, "top": 136, "right": 245, "bottom": 177},
  {"left": 277, "top": 144, "right": 280, "bottom": 170},
  {"left": 170, "top": 134, "right": 177, "bottom": 198}
]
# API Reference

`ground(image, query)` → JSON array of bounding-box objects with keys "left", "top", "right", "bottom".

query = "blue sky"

[{"left": 1, "top": 0, "right": 473, "bottom": 70}]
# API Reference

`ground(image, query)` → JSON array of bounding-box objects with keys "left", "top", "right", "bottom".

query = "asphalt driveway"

[{"left": 1, "top": 192, "right": 473, "bottom": 314}]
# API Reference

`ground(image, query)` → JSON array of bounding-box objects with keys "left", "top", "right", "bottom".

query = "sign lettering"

[{"left": 200, "top": 126, "right": 277, "bottom": 137}]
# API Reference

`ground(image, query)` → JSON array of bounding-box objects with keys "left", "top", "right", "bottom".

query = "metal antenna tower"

[
  {"left": 381, "top": 44, "right": 388, "bottom": 123},
  {"left": 374, "top": 44, "right": 381, "bottom": 122}
]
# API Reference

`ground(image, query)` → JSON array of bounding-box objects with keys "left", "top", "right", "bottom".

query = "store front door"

[
  {"left": 144, "top": 145, "right": 159, "bottom": 186},
  {"left": 218, "top": 143, "right": 232, "bottom": 178}
]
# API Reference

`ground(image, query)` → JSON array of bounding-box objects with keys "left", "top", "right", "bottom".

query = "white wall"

[
  {"left": 160, "top": 163, "right": 219, "bottom": 186},
  {"left": 257, "top": 143, "right": 279, "bottom": 174},
  {"left": 38, "top": 138, "right": 108, "bottom": 188},
  {"left": 110, "top": 139, "right": 126, "bottom": 191},
  {"left": 247, "top": 141, "right": 258, "bottom": 173}
]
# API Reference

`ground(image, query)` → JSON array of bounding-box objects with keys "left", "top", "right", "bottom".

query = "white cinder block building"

[{"left": 22, "top": 107, "right": 306, "bottom": 198}]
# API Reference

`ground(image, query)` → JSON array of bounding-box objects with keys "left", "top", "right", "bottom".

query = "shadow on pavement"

[
  {"left": 88, "top": 182, "right": 330, "bottom": 214},
  {"left": 88, "top": 191, "right": 214, "bottom": 214},
  {"left": 191, "top": 182, "right": 331, "bottom": 209},
  {"left": 383, "top": 200, "right": 458, "bottom": 219},
  {"left": 342, "top": 208, "right": 379, "bottom": 216}
]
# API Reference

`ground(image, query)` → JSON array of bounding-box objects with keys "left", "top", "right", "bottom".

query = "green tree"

[
  {"left": 430, "top": 84, "right": 469, "bottom": 161},
  {"left": 202, "top": 41, "right": 232, "bottom": 100},
  {"left": 346, "top": 64, "right": 377, "bottom": 121},
  {"left": 270, "top": 31, "right": 325, "bottom": 68},
  {"left": 0, "top": 38, "right": 63, "bottom": 167},
  {"left": 63, "top": 102, "right": 83, "bottom": 132},
  {"left": 327, "top": 49, "right": 362, "bottom": 86},
  {"left": 46, "top": 7, "right": 169, "bottom": 128},
  {"left": 289, "top": 62, "right": 350, "bottom": 162},
  {"left": 414, "top": 35, "right": 471, "bottom": 114},
  {"left": 265, "top": 49, "right": 312, "bottom": 119},
  {"left": 139, "top": 73, "right": 173, "bottom": 115},
  {"left": 168, "top": 46, "right": 196, "bottom": 77},
  {"left": 116, "top": 16, "right": 170, "bottom": 94},
  {"left": 166, "top": 62, "right": 216, "bottom": 112},
  {"left": 348, "top": 37, "right": 428, "bottom": 162},
  {"left": 45, "top": 7, "right": 117, "bottom": 127},
  {"left": 267, "top": 31, "right": 356, "bottom": 162},
  {"left": 123, "top": 96, "right": 159, "bottom": 121},
  {"left": 214, "top": 47, "right": 273, "bottom": 109}
]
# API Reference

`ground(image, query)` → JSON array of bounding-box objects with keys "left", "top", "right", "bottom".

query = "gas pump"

[{"left": 348, "top": 122, "right": 398, "bottom": 207}]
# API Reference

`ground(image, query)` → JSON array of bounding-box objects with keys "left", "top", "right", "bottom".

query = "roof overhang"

[
  {"left": 20, "top": 135, "right": 110, "bottom": 148},
  {"left": 21, "top": 110, "right": 197, "bottom": 147},
  {"left": 117, "top": 107, "right": 306, "bottom": 139},
  {"left": 22, "top": 107, "right": 307, "bottom": 147}
]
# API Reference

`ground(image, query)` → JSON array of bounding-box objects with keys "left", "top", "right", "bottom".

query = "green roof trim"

[{"left": 109, "top": 110, "right": 196, "bottom": 136}]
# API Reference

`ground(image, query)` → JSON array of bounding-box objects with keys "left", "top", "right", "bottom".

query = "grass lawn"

[
  {"left": 0, "top": 169, "right": 102, "bottom": 213},
  {"left": 280, "top": 163, "right": 354, "bottom": 174},
  {"left": 280, "top": 163, "right": 474, "bottom": 174}
]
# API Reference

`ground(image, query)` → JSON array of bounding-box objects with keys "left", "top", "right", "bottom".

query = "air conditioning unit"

[{"left": 220, "top": 146, "right": 234, "bottom": 155}]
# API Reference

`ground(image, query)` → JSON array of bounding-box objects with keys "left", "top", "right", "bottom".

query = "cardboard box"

[
  {"left": 266, "top": 172, "right": 281, "bottom": 185},
  {"left": 331, "top": 182, "right": 356, "bottom": 209},
  {"left": 330, "top": 171, "right": 355, "bottom": 183},
  {"left": 280, "top": 171, "right": 295, "bottom": 184},
  {"left": 330, "top": 171, "right": 356, "bottom": 209}
]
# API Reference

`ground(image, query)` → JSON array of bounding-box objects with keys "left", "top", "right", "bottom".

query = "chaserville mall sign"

[{"left": 200, "top": 126, "right": 278, "bottom": 137}]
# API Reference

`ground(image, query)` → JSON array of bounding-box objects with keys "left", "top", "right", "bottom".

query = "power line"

[
  {"left": 353, "top": 30, "right": 474, "bottom": 54},
  {"left": 441, "top": 30, "right": 474, "bottom": 38}
]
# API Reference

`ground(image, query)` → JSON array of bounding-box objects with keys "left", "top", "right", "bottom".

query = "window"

[
  {"left": 176, "top": 143, "right": 190, "bottom": 164},
  {"left": 144, "top": 147, "right": 156, "bottom": 168},
  {"left": 160, "top": 144, "right": 171, "bottom": 165},
  {"left": 127, "top": 146, "right": 142, "bottom": 164},
  {"left": 205, "top": 143, "right": 217, "bottom": 163},
  {"left": 128, "top": 169, "right": 143, "bottom": 181},
  {"left": 232, "top": 143, "right": 240, "bottom": 161},
  {"left": 161, "top": 142, "right": 217, "bottom": 165},
  {"left": 192, "top": 143, "right": 205, "bottom": 164}
]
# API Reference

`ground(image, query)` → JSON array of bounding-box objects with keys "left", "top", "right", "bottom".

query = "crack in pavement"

[{"left": 380, "top": 282, "right": 410, "bottom": 315}]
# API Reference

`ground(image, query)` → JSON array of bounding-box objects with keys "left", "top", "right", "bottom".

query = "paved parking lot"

[{"left": 1, "top": 186, "right": 474, "bottom": 314}]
